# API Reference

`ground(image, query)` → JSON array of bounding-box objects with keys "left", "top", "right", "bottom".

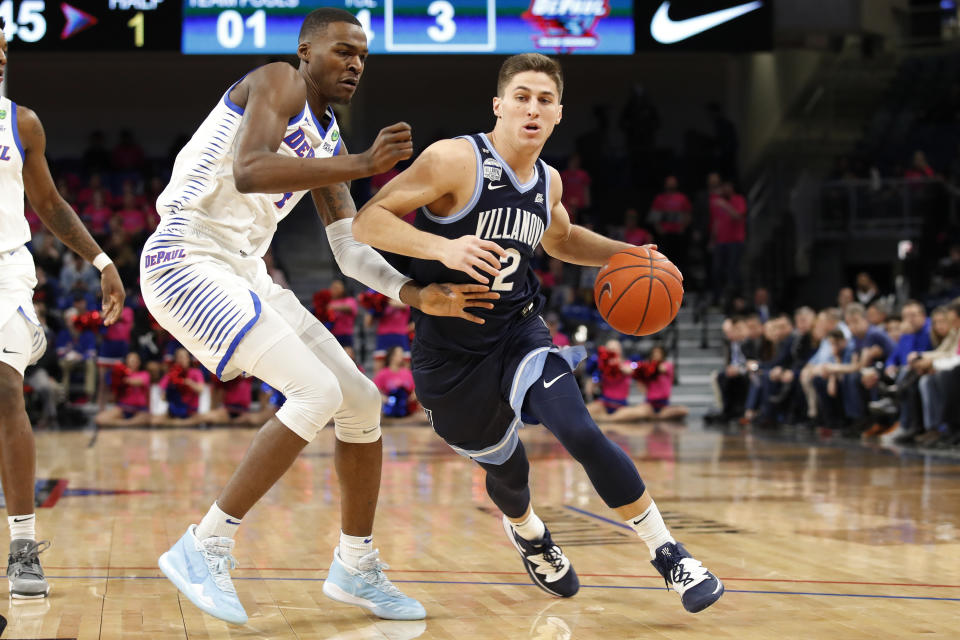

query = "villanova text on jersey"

[{"left": 410, "top": 133, "right": 552, "bottom": 354}]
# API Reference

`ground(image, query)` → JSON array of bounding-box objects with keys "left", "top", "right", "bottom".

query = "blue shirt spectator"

[{"left": 886, "top": 317, "right": 932, "bottom": 367}]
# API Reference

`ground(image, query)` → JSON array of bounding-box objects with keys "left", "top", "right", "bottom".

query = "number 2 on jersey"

[{"left": 491, "top": 248, "right": 520, "bottom": 292}]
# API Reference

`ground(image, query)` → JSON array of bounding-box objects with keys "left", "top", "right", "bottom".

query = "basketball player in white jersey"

[
  {"left": 144, "top": 8, "right": 502, "bottom": 625},
  {"left": 0, "top": 22, "right": 125, "bottom": 599}
]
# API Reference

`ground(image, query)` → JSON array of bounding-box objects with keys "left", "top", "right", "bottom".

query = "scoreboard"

[
  {"left": 182, "top": 0, "right": 634, "bottom": 55},
  {"left": 0, "top": 0, "right": 634, "bottom": 54}
]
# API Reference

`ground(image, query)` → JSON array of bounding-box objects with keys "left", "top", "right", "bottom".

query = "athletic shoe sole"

[
  {"left": 322, "top": 578, "right": 426, "bottom": 620},
  {"left": 159, "top": 552, "right": 247, "bottom": 625}
]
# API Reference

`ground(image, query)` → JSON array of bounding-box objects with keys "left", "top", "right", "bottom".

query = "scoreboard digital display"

[
  {"left": 0, "top": 0, "right": 181, "bottom": 51},
  {"left": 0, "top": 0, "right": 634, "bottom": 54},
  {"left": 181, "top": 0, "right": 635, "bottom": 55}
]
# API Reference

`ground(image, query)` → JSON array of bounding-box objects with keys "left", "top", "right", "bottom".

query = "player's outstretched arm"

[
  {"left": 310, "top": 143, "right": 498, "bottom": 324},
  {"left": 19, "top": 106, "right": 125, "bottom": 325},
  {"left": 353, "top": 139, "right": 507, "bottom": 284},
  {"left": 540, "top": 167, "right": 649, "bottom": 267},
  {"left": 232, "top": 63, "right": 412, "bottom": 194}
]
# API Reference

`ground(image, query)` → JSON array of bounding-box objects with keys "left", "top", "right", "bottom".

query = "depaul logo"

[{"left": 523, "top": 0, "right": 610, "bottom": 51}]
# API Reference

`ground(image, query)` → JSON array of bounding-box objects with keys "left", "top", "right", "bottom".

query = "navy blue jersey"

[{"left": 410, "top": 133, "right": 552, "bottom": 354}]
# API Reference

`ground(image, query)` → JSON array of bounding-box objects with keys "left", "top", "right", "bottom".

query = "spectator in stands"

[
  {"left": 81, "top": 190, "right": 112, "bottom": 239},
  {"left": 112, "top": 129, "right": 146, "bottom": 173},
  {"left": 116, "top": 191, "right": 147, "bottom": 241},
  {"left": 904, "top": 150, "right": 935, "bottom": 181},
  {"left": 327, "top": 279, "right": 358, "bottom": 348},
  {"left": 648, "top": 175, "right": 692, "bottom": 273},
  {"left": 32, "top": 265, "right": 59, "bottom": 309},
  {"left": 811, "top": 329, "right": 855, "bottom": 428},
  {"left": 371, "top": 298, "right": 412, "bottom": 372},
  {"left": 96, "top": 303, "right": 135, "bottom": 410},
  {"left": 175, "top": 376, "right": 254, "bottom": 427},
  {"left": 373, "top": 346, "right": 419, "bottom": 421},
  {"left": 753, "top": 286, "right": 772, "bottom": 322},
  {"left": 930, "top": 244, "right": 960, "bottom": 299},
  {"left": 56, "top": 300, "right": 99, "bottom": 403},
  {"left": 800, "top": 308, "right": 847, "bottom": 424},
  {"left": 31, "top": 234, "right": 63, "bottom": 279},
  {"left": 103, "top": 229, "right": 139, "bottom": 286},
  {"left": 866, "top": 300, "right": 890, "bottom": 327},
  {"left": 906, "top": 300, "right": 960, "bottom": 445},
  {"left": 708, "top": 102, "right": 739, "bottom": 182},
  {"left": 764, "top": 306, "right": 818, "bottom": 423},
  {"left": 854, "top": 272, "right": 882, "bottom": 307},
  {"left": 94, "top": 352, "right": 152, "bottom": 428},
  {"left": 560, "top": 152, "right": 591, "bottom": 223},
  {"left": 587, "top": 341, "right": 687, "bottom": 422},
  {"left": 153, "top": 348, "right": 205, "bottom": 426},
  {"left": 710, "top": 181, "right": 747, "bottom": 307},
  {"left": 59, "top": 252, "right": 100, "bottom": 299},
  {"left": 707, "top": 316, "right": 754, "bottom": 422},
  {"left": 837, "top": 286, "right": 855, "bottom": 309},
  {"left": 622, "top": 208, "right": 654, "bottom": 247},
  {"left": 76, "top": 173, "right": 110, "bottom": 210}
]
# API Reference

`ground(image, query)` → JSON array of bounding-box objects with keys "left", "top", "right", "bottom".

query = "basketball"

[{"left": 594, "top": 247, "right": 684, "bottom": 336}]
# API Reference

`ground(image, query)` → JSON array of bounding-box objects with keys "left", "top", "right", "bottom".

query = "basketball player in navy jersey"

[
  {"left": 0, "top": 21, "right": 125, "bottom": 599},
  {"left": 354, "top": 54, "right": 724, "bottom": 613}
]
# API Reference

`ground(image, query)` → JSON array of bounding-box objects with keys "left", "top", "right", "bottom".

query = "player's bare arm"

[
  {"left": 231, "top": 63, "right": 411, "bottom": 193},
  {"left": 540, "top": 167, "right": 651, "bottom": 267},
  {"left": 18, "top": 106, "right": 125, "bottom": 325},
  {"left": 311, "top": 142, "right": 499, "bottom": 324},
  {"left": 353, "top": 139, "right": 508, "bottom": 284}
]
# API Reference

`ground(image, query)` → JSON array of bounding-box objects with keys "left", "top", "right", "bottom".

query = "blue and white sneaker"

[
  {"left": 322, "top": 548, "right": 426, "bottom": 620},
  {"left": 158, "top": 525, "right": 247, "bottom": 625},
  {"left": 650, "top": 542, "right": 724, "bottom": 613},
  {"left": 502, "top": 515, "right": 579, "bottom": 598}
]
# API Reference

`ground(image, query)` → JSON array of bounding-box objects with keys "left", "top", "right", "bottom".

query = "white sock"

[
  {"left": 626, "top": 501, "right": 675, "bottom": 558},
  {"left": 339, "top": 531, "right": 373, "bottom": 570},
  {"left": 8, "top": 514, "right": 36, "bottom": 542},
  {"left": 196, "top": 502, "right": 241, "bottom": 540},
  {"left": 509, "top": 509, "right": 546, "bottom": 542}
]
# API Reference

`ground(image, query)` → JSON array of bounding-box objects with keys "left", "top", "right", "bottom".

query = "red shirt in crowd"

[
  {"left": 118, "top": 371, "right": 151, "bottom": 409},
  {"left": 118, "top": 207, "right": 146, "bottom": 236},
  {"left": 222, "top": 377, "right": 252, "bottom": 410},
  {"left": 159, "top": 368, "right": 205, "bottom": 410},
  {"left": 82, "top": 204, "right": 112, "bottom": 235},
  {"left": 560, "top": 167, "right": 591, "bottom": 217},
  {"left": 330, "top": 296, "right": 358, "bottom": 337},
  {"left": 710, "top": 193, "right": 747, "bottom": 244},
  {"left": 649, "top": 191, "right": 692, "bottom": 234},
  {"left": 378, "top": 304, "right": 411, "bottom": 335},
  {"left": 104, "top": 306, "right": 134, "bottom": 342},
  {"left": 625, "top": 227, "right": 654, "bottom": 246},
  {"left": 373, "top": 367, "right": 415, "bottom": 395}
]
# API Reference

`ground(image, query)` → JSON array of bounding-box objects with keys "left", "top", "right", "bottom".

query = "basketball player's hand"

[
  {"left": 416, "top": 283, "right": 500, "bottom": 324},
  {"left": 100, "top": 265, "right": 125, "bottom": 326},
  {"left": 441, "top": 235, "right": 509, "bottom": 284},
  {"left": 365, "top": 122, "right": 414, "bottom": 174}
]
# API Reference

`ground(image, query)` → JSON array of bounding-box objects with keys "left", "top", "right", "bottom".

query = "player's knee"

[
  {"left": 275, "top": 370, "right": 343, "bottom": 442},
  {"left": 334, "top": 373, "right": 382, "bottom": 444}
]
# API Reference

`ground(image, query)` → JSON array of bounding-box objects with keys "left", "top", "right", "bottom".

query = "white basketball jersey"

[
  {"left": 156, "top": 77, "right": 342, "bottom": 258},
  {"left": 0, "top": 97, "right": 30, "bottom": 254}
]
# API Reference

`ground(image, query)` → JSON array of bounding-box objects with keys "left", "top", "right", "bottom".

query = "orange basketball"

[{"left": 594, "top": 247, "right": 684, "bottom": 336}]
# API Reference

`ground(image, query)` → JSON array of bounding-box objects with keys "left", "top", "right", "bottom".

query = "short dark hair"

[
  {"left": 299, "top": 8, "right": 361, "bottom": 42},
  {"left": 827, "top": 329, "right": 846, "bottom": 342},
  {"left": 497, "top": 53, "right": 563, "bottom": 99}
]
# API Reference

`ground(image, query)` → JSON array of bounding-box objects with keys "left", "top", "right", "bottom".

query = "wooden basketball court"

[{"left": 3, "top": 421, "right": 957, "bottom": 639}]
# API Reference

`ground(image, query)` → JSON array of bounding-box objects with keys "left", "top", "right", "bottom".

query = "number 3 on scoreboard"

[{"left": 426, "top": 0, "right": 456, "bottom": 43}]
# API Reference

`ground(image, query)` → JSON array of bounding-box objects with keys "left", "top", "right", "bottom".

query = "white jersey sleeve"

[
  {"left": 155, "top": 75, "right": 343, "bottom": 258},
  {"left": 0, "top": 97, "right": 30, "bottom": 254}
]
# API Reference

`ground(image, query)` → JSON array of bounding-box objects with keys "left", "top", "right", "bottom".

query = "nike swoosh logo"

[
  {"left": 711, "top": 579, "right": 722, "bottom": 595},
  {"left": 225, "top": 518, "right": 241, "bottom": 525},
  {"left": 12, "top": 516, "right": 33, "bottom": 523},
  {"left": 2, "top": 347, "right": 20, "bottom": 354},
  {"left": 362, "top": 427, "right": 378, "bottom": 434},
  {"left": 650, "top": 1, "right": 763, "bottom": 44},
  {"left": 487, "top": 183, "right": 506, "bottom": 190},
  {"left": 631, "top": 512, "right": 651, "bottom": 526},
  {"left": 543, "top": 372, "right": 569, "bottom": 389}
]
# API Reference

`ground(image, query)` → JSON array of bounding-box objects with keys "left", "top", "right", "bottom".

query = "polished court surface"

[{"left": 3, "top": 421, "right": 958, "bottom": 639}]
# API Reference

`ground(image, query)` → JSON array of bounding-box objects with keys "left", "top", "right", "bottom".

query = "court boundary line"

[{"left": 37, "top": 575, "right": 960, "bottom": 602}]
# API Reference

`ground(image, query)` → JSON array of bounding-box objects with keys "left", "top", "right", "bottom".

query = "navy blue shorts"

[
  {"left": 412, "top": 313, "right": 558, "bottom": 464},
  {"left": 98, "top": 339, "right": 129, "bottom": 366},
  {"left": 375, "top": 333, "right": 410, "bottom": 355}
]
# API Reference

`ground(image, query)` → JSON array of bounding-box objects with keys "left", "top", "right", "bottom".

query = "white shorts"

[
  {"left": 140, "top": 225, "right": 329, "bottom": 381},
  {"left": 0, "top": 246, "right": 45, "bottom": 377}
]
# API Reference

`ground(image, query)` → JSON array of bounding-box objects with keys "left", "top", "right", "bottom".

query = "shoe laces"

[
  {"left": 199, "top": 536, "right": 239, "bottom": 595},
  {"left": 664, "top": 557, "right": 709, "bottom": 592},
  {"left": 9, "top": 540, "right": 50, "bottom": 581},
  {"left": 356, "top": 550, "right": 403, "bottom": 597},
  {"left": 537, "top": 543, "right": 567, "bottom": 574}
]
